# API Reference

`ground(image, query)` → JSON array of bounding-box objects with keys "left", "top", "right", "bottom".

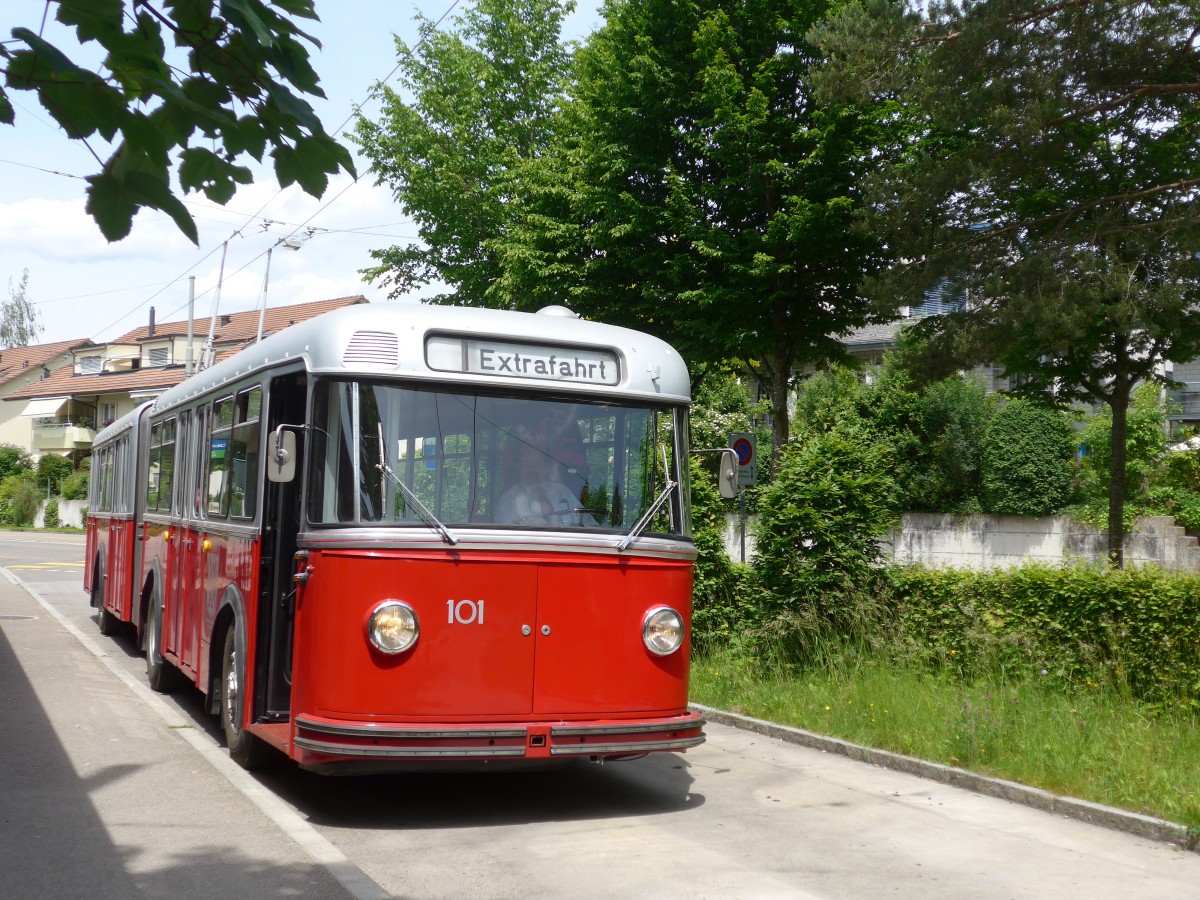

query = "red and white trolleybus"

[{"left": 84, "top": 303, "right": 706, "bottom": 771}]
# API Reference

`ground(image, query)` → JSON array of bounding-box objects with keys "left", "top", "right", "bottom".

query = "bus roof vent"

[
  {"left": 536, "top": 305, "right": 580, "bottom": 318},
  {"left": 343, "top": 330, "right": 400, "bottom": 368}
]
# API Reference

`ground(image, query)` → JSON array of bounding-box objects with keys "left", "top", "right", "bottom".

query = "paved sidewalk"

[{"left": 0, "top": 575, "right": 353, "bottom": 900}]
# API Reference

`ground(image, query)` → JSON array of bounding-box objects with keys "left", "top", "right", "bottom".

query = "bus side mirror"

[
  {"left": 268, "top": 429, "right": 297, "bottom": 483},
  {"left": 718, "top": 448, "right": 738, "bottom": 499}
]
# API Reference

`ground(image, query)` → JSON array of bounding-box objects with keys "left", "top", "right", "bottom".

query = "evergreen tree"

[{"left": 812, "top": 0, "right": 1200, "bottom": 562}]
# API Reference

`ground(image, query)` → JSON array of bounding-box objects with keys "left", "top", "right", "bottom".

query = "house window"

[
  {"left": 147, "top": 347, "right": 169, "bottom": 367},
  {"left": 79, "top": 357, "right": 102, "bottom": 374},
  {"left": 102, "top": 402, "right": 118, "bottom": 425}
]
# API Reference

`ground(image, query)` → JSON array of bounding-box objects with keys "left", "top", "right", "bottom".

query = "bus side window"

[
  {"left": 158, "top": 418, "right": 176, "bottom": 512},
  {"left": 207, "top": 398, "right": 234, "bottom": 517},
  {"left": 230, "top": 387, "right": 261, "bottom": 519}
]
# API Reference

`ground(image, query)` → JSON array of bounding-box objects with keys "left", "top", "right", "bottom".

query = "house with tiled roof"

[
  {"left": 4, "top": 295, "right": 368, "bottom": 461},
  {"left": 0, "top": 337, "right": 96, "bottom": 458}
]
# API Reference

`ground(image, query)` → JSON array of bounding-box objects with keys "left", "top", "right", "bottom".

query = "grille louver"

[{"left": 343, "top": 331, "right": 400, "bottom": 368}]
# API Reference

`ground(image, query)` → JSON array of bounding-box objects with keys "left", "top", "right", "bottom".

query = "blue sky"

[{"left": 0, "top": 1, "right": 600, "bottom": 344}]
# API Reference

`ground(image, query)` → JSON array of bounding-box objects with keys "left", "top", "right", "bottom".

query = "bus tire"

[
  {"left": 220, "top": 625, "right": 270, "bottom": 770},
  {"left": 94, "top": 574, "right": 120, "bottom": 636},
  {"left": 145, "top": 595, "right": 181, "bottom": 693}
]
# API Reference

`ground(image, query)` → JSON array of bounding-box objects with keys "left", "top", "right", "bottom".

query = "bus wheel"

[
  {"left": 94, "top": 574, "right": 120, "bottom": 636},
  {"left": 145, "top": 596, "right": 180, "bottom": 693},
  {"left": 220, "top": 626, "right": 270, "bottom": 769}
]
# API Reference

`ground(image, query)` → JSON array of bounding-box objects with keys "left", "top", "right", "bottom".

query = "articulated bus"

[{"left": 85, "top": 303, "right": 706, "bottom": 771}]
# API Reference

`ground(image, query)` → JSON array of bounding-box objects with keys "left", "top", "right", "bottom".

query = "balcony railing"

[
  {"left": 32, "top": 418, "right": 97, "bottom": 451},
  {"left": 1169, "top": 391, "right": 1200, "bottom": 420}
]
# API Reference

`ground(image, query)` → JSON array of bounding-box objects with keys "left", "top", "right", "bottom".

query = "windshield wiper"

[
  {"left": 376, "top": 423, "right": 459, "bottom": 545},
  {"left": 617, "top": 446, "right": 677, "bottom": 553}
]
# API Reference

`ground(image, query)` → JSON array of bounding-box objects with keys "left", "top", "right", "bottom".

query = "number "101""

[{"left": 447, "top": 598, "right": 485, "bottom": 625}]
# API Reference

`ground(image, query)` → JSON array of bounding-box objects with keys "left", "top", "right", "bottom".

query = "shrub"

[
  {"left": 43, "top": 500, "right": 60, "bottom": 529},
  {"left": 981, "top": 399, "right": 1074, "bottom": 515},
  {"left": 0, "top": 472, "right": 40, "bottom": 526},
  {"left": 36, "top": 454, "right": 73, "bottom": 489},
  {"left": 0, "top": 444, "right": 32, "bottom": 481},
  {"left": 753, "top": 422, "right": 900, "bottom": 658},
  {"left": 1079, "top": 383, "right": 1171, "bottom": 502},
  {"left": 61, "top": 468, "right": 89, "bottom": 501},
  {"left": 688, "top": 457, "right": 753, "bottom": 650}
]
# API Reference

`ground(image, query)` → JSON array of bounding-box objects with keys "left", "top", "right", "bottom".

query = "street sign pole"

[{"left": 728, "top": 433, "right": 758, "bottom": 563}]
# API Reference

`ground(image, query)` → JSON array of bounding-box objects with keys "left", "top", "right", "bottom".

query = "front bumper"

[{"left": 290, "top": 711, "right": 706, "bottom": 769}]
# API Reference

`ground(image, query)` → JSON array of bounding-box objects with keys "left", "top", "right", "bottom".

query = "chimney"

[
  {"left": 148, "top": 306, "right": 156, "bottom": 337},
  {"left": 220, "top": 314, "right": 232, "bottom": 327}
]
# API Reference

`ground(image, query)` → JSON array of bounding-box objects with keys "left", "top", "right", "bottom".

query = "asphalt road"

[{"left": 3, "top": 532, "right": 1199, "bottom": 899}]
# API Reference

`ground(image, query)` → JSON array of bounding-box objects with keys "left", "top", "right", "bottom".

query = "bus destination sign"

[{"left": 427, "top": 336, "right": 620, "bottom": 386}]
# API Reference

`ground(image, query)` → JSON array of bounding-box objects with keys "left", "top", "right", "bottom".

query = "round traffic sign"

[{"left": 732, "top": 437, "right": 754, "bottom": 466}]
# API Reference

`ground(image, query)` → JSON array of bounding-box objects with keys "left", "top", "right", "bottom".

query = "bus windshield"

[{"left": 306, "top": 379, "right": 690, "bottom": 536}]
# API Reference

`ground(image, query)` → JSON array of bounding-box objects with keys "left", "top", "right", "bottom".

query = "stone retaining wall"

[{"left": 722, "top": 512, "right": 1200, "bottom": 571}]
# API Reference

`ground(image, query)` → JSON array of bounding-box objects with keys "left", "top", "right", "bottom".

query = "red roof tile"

[
  {"left": 0, "top": 338, "right": 94, "bottom": 390},
  {"left": 5, "top": 296, "right": 368, "bottom": 403},
  {"left": 110, "top": 295, "right": 367, "bottom": 344}
]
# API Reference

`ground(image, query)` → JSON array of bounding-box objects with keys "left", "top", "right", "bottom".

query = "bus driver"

[{"left": 499, "top": 441, "right": 589, "bottom": 526}]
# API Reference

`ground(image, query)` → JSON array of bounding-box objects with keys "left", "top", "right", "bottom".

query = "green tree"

[
  {"left": 2, "top": 269, "right": 43, "bottom": 348},
  {"left": 495, "top": 0, "right": 899, "bottom": 456},
  {"left": 352, "top": 0, "right": 575, "bottom": 304},
  {"left": 1, "top": 0, "right": 355, "bottom": 242},
  {"left": 811, "top": 0, "right": 1200, "bottom": 563}
]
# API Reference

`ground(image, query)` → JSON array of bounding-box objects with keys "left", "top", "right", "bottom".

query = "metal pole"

[
  {"left": 739, "top": 487, "right": 746, "bottom": 563},
  {"left": 186, "top": 276, "right": 195, "bottom": 376},
  {"left": 257, "top": 248, "right": 272, "bottom": 343}
]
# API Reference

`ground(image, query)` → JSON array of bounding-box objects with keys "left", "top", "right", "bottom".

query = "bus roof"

[{"left": 151, "top": 304, "right": 691, "bottom": 414}]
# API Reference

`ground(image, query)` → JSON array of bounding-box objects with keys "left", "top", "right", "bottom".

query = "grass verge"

[{"left": 690, "top": 648, "right": 1200, "bottom": 830}]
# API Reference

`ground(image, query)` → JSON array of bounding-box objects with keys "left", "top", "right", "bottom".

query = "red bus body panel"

[
  {"left": 86, "top": 516, "right": 138, "bottom": 624},
  {"left": 281, "top": 546, "right": 701, "bottom": 770}
]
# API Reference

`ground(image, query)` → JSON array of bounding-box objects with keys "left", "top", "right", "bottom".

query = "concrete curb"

[{"left": 692, "top": 703, "right": 1198, "bottom": 853}]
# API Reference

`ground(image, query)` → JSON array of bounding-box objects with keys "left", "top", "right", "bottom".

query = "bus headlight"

[
  {"left": 367, "top": 601, "right": 419, "bottom": 655},
  {"left": 643, "top": 607, "right": 684, "bottom": 656}
]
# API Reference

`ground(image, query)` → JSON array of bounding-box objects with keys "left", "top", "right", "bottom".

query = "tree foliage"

[
  {"left": 2, "top": 269, "right": 43, "bottom": 349},
  {"left": 811, "top": 0, "right": 1200, "bottom": 562},
  {"left": 491, "top": 0, "right": 899, "bottom": 455},
  {"left": 1, "top": 0, "right": 355, "bottom": 242},
  {"left": 352, "top": 0, "right": 575, "bottom": 304}
]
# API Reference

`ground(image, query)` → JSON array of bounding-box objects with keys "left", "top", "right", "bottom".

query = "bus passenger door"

[
  {"left": 167, "top": 411, "right": 191, "bottom": 658},
  {"left": 255, "top": 373, "right": 307, "bottom": 721},
  {"left": 107, "top": 436, "right": 130, "bottom": 620},
  {"left": 171, "top": 408, "right": 204, "bottom": 679}
]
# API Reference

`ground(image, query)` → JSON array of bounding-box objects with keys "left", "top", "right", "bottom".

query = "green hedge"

[
  {"left": 886, "top": 563, "right": 1200, "bottom": 708},
  {"left": 981, "top": 399, "right": 1074, "bottom": 515}
]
